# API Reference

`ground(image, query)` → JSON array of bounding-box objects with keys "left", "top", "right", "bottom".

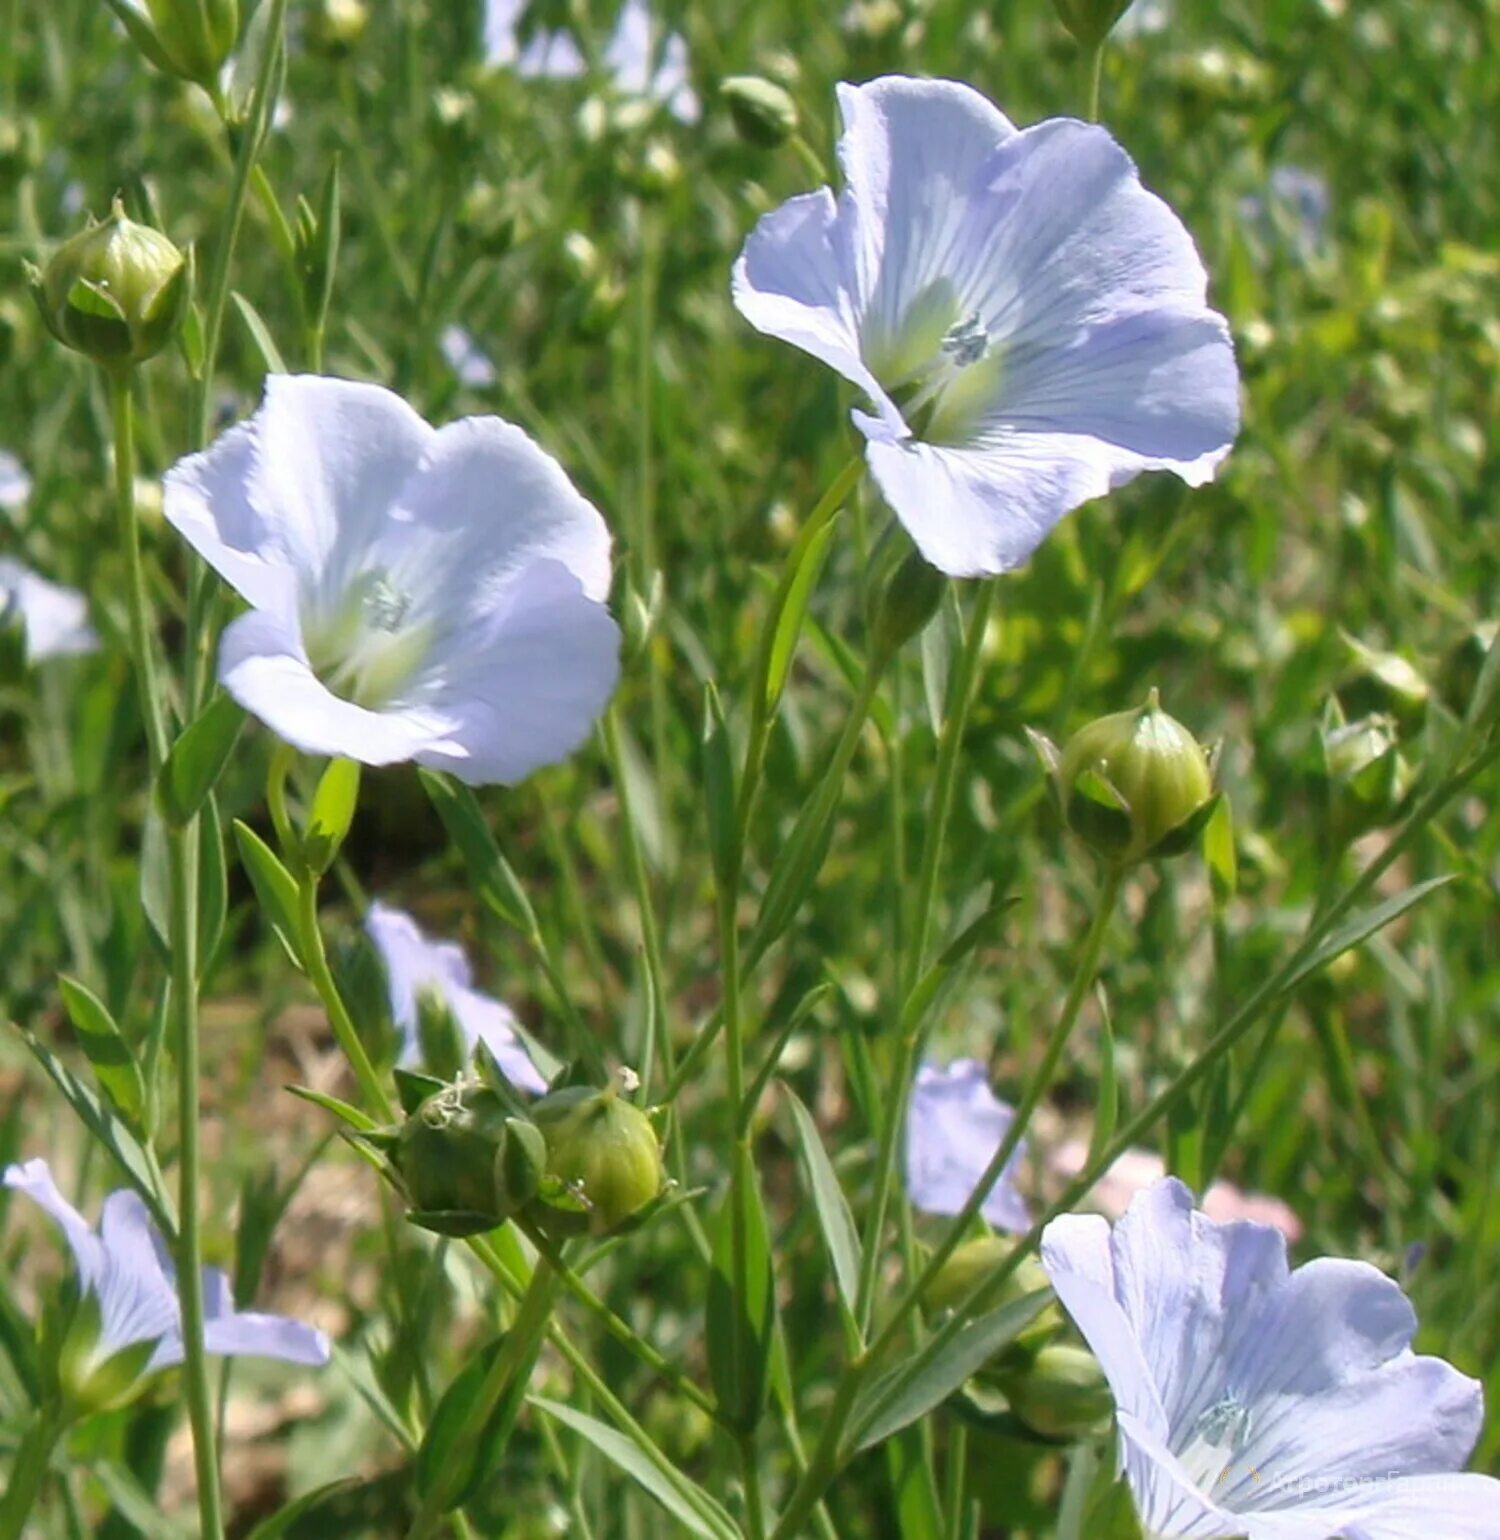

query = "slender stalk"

[
  {"left": 0, "top": 1404, "right": 66, "bottom": 1540},
  {"left": 1085, "top": 39, "right": 1106, "bottom": 121},
  {"left": 108, "top": 374, "right": 168, "bottom": 766},
  {"left": 297, "top": 875, "right": 394, "bottom": 1121},
  {"left": 854, "top": 581, "right": 995, "bottom": 1334},
  {"left": 405, "top": 1260, "right": 560, "bottom": 1540}
]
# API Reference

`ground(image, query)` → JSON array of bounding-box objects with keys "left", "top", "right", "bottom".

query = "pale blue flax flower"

[
  {"left": 0, "top": 559, "right": 98, "bottom": 662},
  {"left": 440, "top": 324, "right": 498, "bottom": 388},
  {"left": 1041, "top": 1176, "right": 1500, "bottom": 1539},
  {"left": 604, "top": 0, "right": 698, "bottom": 123},
  {"left": 163, "top": 375, "right": 619, "bottom": 785},
  {"left": 905, "top": 1059, "right": 1031, "bottom": 1233},
  {"left": 732, "top": 76, "right": 1240, "bottom": 577},
  {"left": 3, "top": 1158, "right": 328, "bottom": 1400},
  {"left": 365, "top": 900, "right": 546, "bottom": 1092},
  {"left": 0, "top": 449, "right": 31, "bottom": 510}
]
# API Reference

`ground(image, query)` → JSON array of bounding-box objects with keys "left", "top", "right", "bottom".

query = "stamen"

[
  {"left": 940, "top": 311, "right": 989, "bottom": 368},
  {"left": 1175, "top": 1397, "right": 1254, "bottom": 1494}
]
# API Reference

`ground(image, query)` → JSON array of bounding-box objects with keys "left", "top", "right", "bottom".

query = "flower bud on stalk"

[
  {"left": 1039, "top": 690, "right": 1217, "bottom": 869},
  {"left": 1320, "top": 699, "right": 1413, "bottom": 846},
  {"left": 721, "top": 76, "right": 799, "bottom": 148},
  {"left": 991, "top": 1342, "right": 1114, "bottom": 1440},
  {"left": 528, "top": 1082, "right": 664, "bottom": 1237},
  {"left": 104, "top": 0, "right": 240, "bottom": 91},
  {"left": 1052, "top": 0, "right": 1133, "bottom": 48},
  {"left": 28, "top": 200, "right": 189, "bottom": 369}
]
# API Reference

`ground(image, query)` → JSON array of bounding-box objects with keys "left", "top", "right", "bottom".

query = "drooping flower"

[
  {"left": 1040, "top": 1177, "right": 1500, "bottom": 1539},
  {"left": 0, "top": 559, "right": 98, "bottom": 662},
  {"left": 604, "top": 0, "right": 698, "bottom": 123},
  {"left": 1049, "top": 1139, "right": 1303, "bottom": 1241},
  {"left": 365, "top": 901, "right": 547, "bottom": 1093},
  {"left": 732, "top": 76, "right": 1240, "bottom": 578},
  {"left": 0, "top": 450, "right": 32, "bottom": 510},
  {"left": 163, "top": 374, "right": 619, "bottom": 785},
  {"left": 439, "top": 324, "right": 498, "bottom": 388},
  {"left": 905, "top": 1059, "right": 1031, "bottom": 1233},
  {"left": 3, "top": 1158, "right": 328, "bottom": 1404}
]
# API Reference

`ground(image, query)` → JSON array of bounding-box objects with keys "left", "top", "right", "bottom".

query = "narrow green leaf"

[
  {"left": 530, "top": 1398, "right": 739, "bottom": 1540},
  {"left": 847, "top": 1289, "right": 1052, "bottom": 1453},
  {"left": 157, "top": 692, "right": 244, "bottom": 828},
  {"left": 233, "top": 819, "right": 306, "bottom": 969},
  {"left": 416, "top": 1336, "right": 531, "bottom": 1508},
  {"left": 59, "top": 976, "right": 145, "bottom": 1132},
  {"left": 89, "top": 1463, "right": 194, "bottom": 1539},
  {"left": 13, "top": 1027, "right": 175, "bottom": 1235},
  {"left": 765, "top": 517, "right": 838, "bottom": 711},
  {"left": 1463, "top": 624, "right": 1500, "bottom": 735},
  {"left": 242, "top": 1479, "right": 363, "bottom": 1540},
  {"left": 1204, "top": 795, "right": 1237, "bottom": 910},
  {"left": 706, "top": 1149, "right": 776, "bottom": 1432},
  {"left": 751, "top": 777, "right": 841, "bottom": 957},
  {"left": 230, "top": 290, "right": 289, "bottom": 374},
  {"left": 303, "top": 757, "right": 361, "bottom": 874},
  {"left": 783, "top": 1087, "right": 862, "bottom": 1317},
  {"left": 701, "top": 683, "right": 737, "bottom": 887},
  {"left": 419, "top": 770, "right": 537, "bottom": 936},
  {"left": 286, "top": 1083, "right": 380, "bottom": 1134},
  {"left": 1280, "top": 875, "right": 1456, "bottom": 996},
  {"left": 1086, "top": 983, "right": 1117, "bottom": 1173}
]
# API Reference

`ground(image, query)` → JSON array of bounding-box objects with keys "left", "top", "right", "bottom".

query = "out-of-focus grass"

[{"left": 1, "top": 0, "right": 1496, "bottom": 1531}]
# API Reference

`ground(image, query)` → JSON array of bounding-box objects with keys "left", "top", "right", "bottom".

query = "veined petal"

[
  {"left": 388, "top": 414, "right": 613, "bottom": 608},
  {"left": 732, "top": 189, "right": 900, "bottom": 432},
  {"left": 904, "top": 1059, "right": 1031, "bottom": 1232},
  {"left": 414, "top": 557, "right": 620, "bottom": 786},
  {"left": 833, "top": 77, "right": 1018, "bottom": 363},
  {"left": 1295, "top": 1473, "right": 1500, "bottom": 1540},
  {"left": 163, "top": 419, "right": 301, "bottom": 618},
  {"left": 248, "top": 375, "right": 433, "bottom": 605},
  {"left": 218, "top": 609, "right": 453, "bottom": 766},
  {"left": 201, "top": 1268, "right": 330, "bottom": 1367},
  {"left": 1115, "top": 1406, "right": 1252, "bottom": 1539},
  {"left": 94, "top": 1191, "right": 180, "bottom": 1362},
  {"left": 4, "top": 1158, "right": 106, "bottom": 1292}
]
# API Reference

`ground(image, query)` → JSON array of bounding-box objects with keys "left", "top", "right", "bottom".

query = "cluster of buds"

[
  {"left": 368, "top": 1059, "right": 667, "bottom": 1242},
  {"left": 1030, "top": 690, "right": 1219, "bottom": 871},
  {"left": 924, "top": 1237, "right": 1113, "bottom": 1442},
  {"left": 27, "top": 199, "right": 189, "bottom": 370}
]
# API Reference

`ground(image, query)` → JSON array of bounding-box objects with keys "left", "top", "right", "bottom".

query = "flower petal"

[
  {"left": 201, "top": 1267, "right": 330, "bottom": 1367},
  {"left": 414, "top": 557, "right": 620, "bottom": 785},
  {"left": 1294, "top": 1473, "right": 1500, "bottom": 1540},
  {"left": 832, "top": 76, "right": 1018, "bottom": 362},
  {"left": 389, "top": 414, "right": 613, "bottom": 607},
  {"left": 483, "top": 0, "right": 524, "bottom": 64},
  {"left": 247, "top": 375, "right": 434, "bottom": 606},
  {"left": 0, "top": 449, "right": 32, "bottom": 509},
  {"left": 1115, "top": 1406, "right": 1252, "bottom": 1539},
  {"left": 732, "top": 188, "right": 897, "bottom": 428},
  {"left": 903, "top": 1059, "right": 1030, "bottom": 1233},
  {"left": 3, "top": 1158, "right": 106, "bottom": 1292},
  {"left": 95, "top": 1191, "right": 181, "bottom": 1363},
  {"left": 0, "top": 560, "right": 97, "bottom": 661},
  {"left": 217, "top": 609, "right": 453, "bottom": 765},
  {"left": 366, "top": 900, "right": 474, "bottom": 1037},
  {"left": 445, "top": 979, "right": 548, "bottom": 1093},
  {"left": 516, "top": 28, "right": 586, "bottom": 79}
]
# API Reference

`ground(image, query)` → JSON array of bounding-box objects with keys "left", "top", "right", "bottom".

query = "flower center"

[
  {"left": 1175, "top": 1397, "right": 1255, "bottom": 1498},
  {"left": 303, "top": 569, "right": 432, "bottom": 709},
  {"left": 876, "top": 301, "right": 1005, "bottom": 446}
]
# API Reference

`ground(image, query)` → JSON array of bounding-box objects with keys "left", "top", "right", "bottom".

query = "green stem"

[
  {"left": 404, "top": 1259, "right": 560, "bottom": 1540},
  {"left": 108, "top": 373, "right": 168, "bottom": 767},
  {"left": 0, "top": 1404, "right": 66, "bottom": 1540},
  {"left": 169, "top": 818, "right": 223, "bottom": 1540},
  {"left": 1085, "top": 39, "right": 1106, "bottom": 121},
  {"left": 297, "top": 874, "right": 394, "bottom": 1121},
  {"left": 854, "top": 583, "right": 995, "bottom": 1334}
]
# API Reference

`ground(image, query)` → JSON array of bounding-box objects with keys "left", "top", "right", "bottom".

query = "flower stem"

[
  {"left": 855, "top": 581, "right": 995, "bottom": 1335},
  {"left": 1085, "top": 40, "right": 1106, "bottom": 121},
  {"left": 297, "top": 873, "right": 394, "bottom": 1122},
  {"left": 0, "top": 1404, "right": 66, "bottom": 1540}
]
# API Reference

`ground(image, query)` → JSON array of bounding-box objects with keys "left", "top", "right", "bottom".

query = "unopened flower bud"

[
  {"left": 528, "top": 1083, "right": 664, "bottom": 1236},
  {"left": 721, "top": 76, "right": 799, "bottom": 148},
  {"left": 29, "top": 200, "right": 189, "bottom": 369},
  {"left": 104, "top": 0, "right": 239, "bottom": 90},
  {"left": 1055, "top": 690, "right": 1216, "bottom": 868},
  {"left": 1320, "top": 701, "right": 1413, "bottom": 845},
  {"left": 1438, "top": 621, "right": 1498, "bottom": 722},
  {"left": 396, "top": 1081, "right": 546, "bottom": 1234},
  {"left": 1051, "top": 0, "right": 1132, "bottom": 48},
  {"left": 925, "top": 1239, "right": 1057, "bottom": 1341},
  {"left": 994, "top": 1342, "right": 1114, "bottom": 1440},
  {"left": 872, "top": 547, "right": 946, "bottom": 660},
  {"left": 306, "top": 0, "right": 367, "bottom": 57}
]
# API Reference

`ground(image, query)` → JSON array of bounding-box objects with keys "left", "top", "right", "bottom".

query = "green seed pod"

[
  {"left": 1057, "top": 690, "right": 1215, "bottom": 868},
  {"left": 1052, "top": 0, "right": 1133, "bottom": 48},
  {"left": 993, "top": 1342, "right": 1114, "bottom": 1441},
  {"left": 528, "top": 1084, "right": 664, "bottom": 1237},
  {"left": 1320, "top": 700, "right": 1413, "bottom": 847},
  {"left": 721, "top": 75, "right": 799, "bottom": 148},
  {"left": 306, "top": 0, "right": 368, "bottom": 58},
  {"left": 397, "top": 1081, "right": 543, "bottom": 1233},
  {"left": 924, "top": 1238, "right": 1051, "bottom": 1319},
  {"left": 28, "top": 200, "right": 189, "bottom": 369},
  {"left": 104, "top": 0, "right": 240, "bottom": 90}
]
